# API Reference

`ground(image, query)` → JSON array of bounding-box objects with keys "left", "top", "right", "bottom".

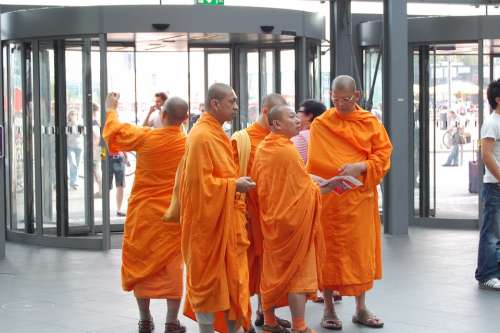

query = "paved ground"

[{"left": 0, "top": 226, "right": 498, "bottom": 333}]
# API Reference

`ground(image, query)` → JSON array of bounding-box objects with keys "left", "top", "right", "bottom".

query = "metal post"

[
  {"left": 99, "top": 34, "right": 110, "bottom": 250},
  {"left": 295, "top": 36, "right": 307, "bottom": 108},
  {"left": 82, "top": 38, "right": 94, "bottom": 234},
  {"left": 0, "top": 36, "right": 6, "bottom": 258},
  {"left": 21, "top": 43, "right": 34, "bottom": 234},
  {"left": 332, "top": 0, "right": 353, "bottom": 77},
  {"left": 32, "top": 40, "right": 43, "bottom": 235},
  {"left": 55, "top": 40, "right": 68, "bottom": 237},
  {"left": 382, "top": 0, "right": 410, "bottom": 235}
]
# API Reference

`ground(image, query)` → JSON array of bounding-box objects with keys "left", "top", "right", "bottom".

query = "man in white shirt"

[
  {"left": 143, "top": 92, "right": 168, "bottom": 128},
  {"left": 476, "top": 79, "right": 500, "bottom": 291}
]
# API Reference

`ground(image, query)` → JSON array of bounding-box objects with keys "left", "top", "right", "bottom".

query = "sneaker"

[
  {"left": 117, "top": 211, "right": 126, "bottom": 217},
  {"left": 479, "top": 278, "right": 500, "bottom": 290}
]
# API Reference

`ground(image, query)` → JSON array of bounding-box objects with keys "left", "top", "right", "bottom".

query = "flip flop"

[
  {"left": 321, "top": 315, "right": 342, "bottom": 330},
  {"left": 352, "top": 309, "right": 384, "bottom": 328}
]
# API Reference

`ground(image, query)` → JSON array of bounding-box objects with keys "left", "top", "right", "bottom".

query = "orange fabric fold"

[
  {"left": 252, "top": 133, "right": 325, "bottom": 311},
  {"left": 179, "top": 112, "right": 251, "bottom": 332},
  {"left": 232, "top": 122, "right": 270, "bottom": 296},
  {"left": 307, "top": 106, "right": 392, "bottom": 296},
  {"left": 103, "top": 110, "right": 186, "bottom": 298}
]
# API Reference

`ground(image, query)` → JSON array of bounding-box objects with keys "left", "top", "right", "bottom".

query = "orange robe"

[
  {"left": 180, "top": 112, "right": 251, "bottom": 332},
  {"left": 232, "top": 122, "right": 270, "bottom": 296},
  {"left": 103, "top": 110, "right": 186, "bottom": 299},
  {"left": 251, "top": 133, "right": 325, "bottom": 311},
  {"left": 307, "top": 106, "right": 392, "bottom": 296}
]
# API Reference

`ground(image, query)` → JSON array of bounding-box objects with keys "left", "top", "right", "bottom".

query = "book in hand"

[{"left": 319, "top": 175, "right": 363, "bottom": 195}]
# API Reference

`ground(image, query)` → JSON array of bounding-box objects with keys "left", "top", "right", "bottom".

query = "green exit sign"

[{"left": 196, "top": 0, "right": 224, "bottom": 5}]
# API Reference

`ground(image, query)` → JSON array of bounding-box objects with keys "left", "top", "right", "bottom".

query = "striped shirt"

[{"left": 291, "top": 129, "right": 310, "bottom": 164}]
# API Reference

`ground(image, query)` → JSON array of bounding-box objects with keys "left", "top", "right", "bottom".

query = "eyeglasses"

[{"left": 332, "top": 95, "right": 355, "bottom": 103}]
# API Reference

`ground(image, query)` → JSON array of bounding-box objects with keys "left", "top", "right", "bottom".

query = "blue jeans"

[
  {"left": 475, "top": 183, "right": 500, "bottom": 282},
  {"left": 68, "top": 147, "right": 82, "bottom": 186},
  {"left": 444, "top": 144, "right": 459, "bottom": 166}
]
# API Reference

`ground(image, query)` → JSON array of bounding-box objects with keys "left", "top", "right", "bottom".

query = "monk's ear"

[
  {"left": 261, "top": 107, "right": 269, "bottom": 115},
  {"left": 354, "top": 90, "right": 361, "bottom": 102}
]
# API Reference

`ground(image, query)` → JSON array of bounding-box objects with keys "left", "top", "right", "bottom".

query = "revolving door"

[{"left": 0, "top": 5, "right": 324, "bottom": 249}]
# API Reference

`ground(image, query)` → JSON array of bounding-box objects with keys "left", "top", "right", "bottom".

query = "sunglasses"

[{"left": 332, "top": 95, "right": 355, "bottom": 103}]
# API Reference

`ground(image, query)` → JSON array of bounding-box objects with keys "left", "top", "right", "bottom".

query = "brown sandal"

[
  {"left": 352, "top": 309, "right": 384, "bottom": 328},
  {"left": 321, "top": 315, "right": 343, "bottom": 331},
  {"left": 138, "top": 319, "right": 155, "bottom": 333},
  {"left": 262, "top": 324, "right": 290, "bottom": 333},
  {"left": 165, "top": 320, "right": 186, "bottom": 333},
  {"left": 277, "top": 316, "right": 291, "bottom": 329}
]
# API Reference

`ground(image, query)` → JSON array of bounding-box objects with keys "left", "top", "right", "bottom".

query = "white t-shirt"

[
  {"left": 152, "top": 112, "right": 163, "bottom": 128},
  {"left": 481, "top": 112, "right": 500, "bottom": 183}
]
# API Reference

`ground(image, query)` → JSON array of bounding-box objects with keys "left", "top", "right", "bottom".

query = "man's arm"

[
  {"left": 482, "top": 138, "right": 500, "bottom": 182},
  {"left": 142, "top": 106, "right": 157, "bottom": 127}
]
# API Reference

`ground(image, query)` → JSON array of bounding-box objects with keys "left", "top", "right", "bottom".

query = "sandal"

[
  {"left": 352, "top": 309, "right": 384, "bottom": 328},
  {"left": 321, "top": 315, "right": 342, "bottom": 331},
  {"left": 254, "top": 311, "right": 264, "bottom": 327},
  {"left": 138, "top": 319, "right": 155, "bottom": 333},
  {"left": 165, "top": 320, "right": 186, "bottom": 333},
  {"left": 262, "top": 324, "right": 290, "bottom": 333},
  {"left": 277, "top": 316, "right": 291, "bottom": 329}
]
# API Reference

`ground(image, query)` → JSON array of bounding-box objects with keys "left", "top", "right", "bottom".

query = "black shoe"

[
  {"left": 255, "top": 311, "right": 264, "bottom": 327},
  {"left": 138, "top": 319, "right": 155, "bottom": 333}
]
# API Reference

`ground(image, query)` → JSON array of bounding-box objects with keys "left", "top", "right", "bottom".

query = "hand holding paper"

[{"left": 318, "top": 175, "right": 363, "bottom": 195}]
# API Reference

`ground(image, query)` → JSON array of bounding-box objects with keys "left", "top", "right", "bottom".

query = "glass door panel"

[
  {"left": 280, "top": 49, "right": 295, "bottom": 109},
  {"left": 65, "top": 42, "right": 90, "bottom": 233},
  {"left": 9, "top": 43, "right": 25, "bottom": 231},
  {"left": 39, "top": 42, "right": 57, "bottom": 233},
  {"left": 434, "top": 45, "right": 479, "bottom": 219},
  {"left": 206, "top": 50, "right": 231, "bottom": 135},
  {"left": 189, "top": 48, "right": 205, "bottom": 128}
]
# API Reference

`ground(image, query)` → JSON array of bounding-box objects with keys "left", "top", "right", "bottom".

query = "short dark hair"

[
  {"left": 155, "top": 92, "right": 168, "bottom": 102},
  {"left": 487, "top": 79, "right": 500, "bottom": 110},
  {"left": 298, "top": 99, "right": 326, "bottom": 120}
]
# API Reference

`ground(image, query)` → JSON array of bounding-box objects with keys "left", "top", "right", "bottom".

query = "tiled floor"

[{"left": 0, "top": 227, "right": 498, "bottom": 333}]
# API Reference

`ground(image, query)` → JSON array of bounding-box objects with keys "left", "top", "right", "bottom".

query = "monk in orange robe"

[
  {"left": 307, "top": 75, "right": 392, "bottom": 330},
  {"left": 103, "top": 94, "right": 189, "bottom": 333},
  {"left": 231, "top": 94, "right": 291, "bottom": 332},
  {"left": 179, "top": 83, "right": 255, "bottom": 333},
  {"left": 251, "top": 104, "right": 326, "bottom": 333}
]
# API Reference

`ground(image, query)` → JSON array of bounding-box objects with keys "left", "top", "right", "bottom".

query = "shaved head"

[
  {"left": 268, "top": 104, "right": 292, "bottom": 124},
  {"left": 206, "top": 83, "right": 239, "bottom": 124},
  {"left": 268, "top": 104, "right": 300, "bottom": 138},
  {"left": 331, "top": 75, "right": 357, "bottom": 92},
  {"left": 163, "top": 96, "right": 188, "bottom": 125},
  {"left": 206, "top": 83, "right": 233, "bottom": 110},
  {"left": 262, "top": 93, "right": 287, "bottom": 111}
]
